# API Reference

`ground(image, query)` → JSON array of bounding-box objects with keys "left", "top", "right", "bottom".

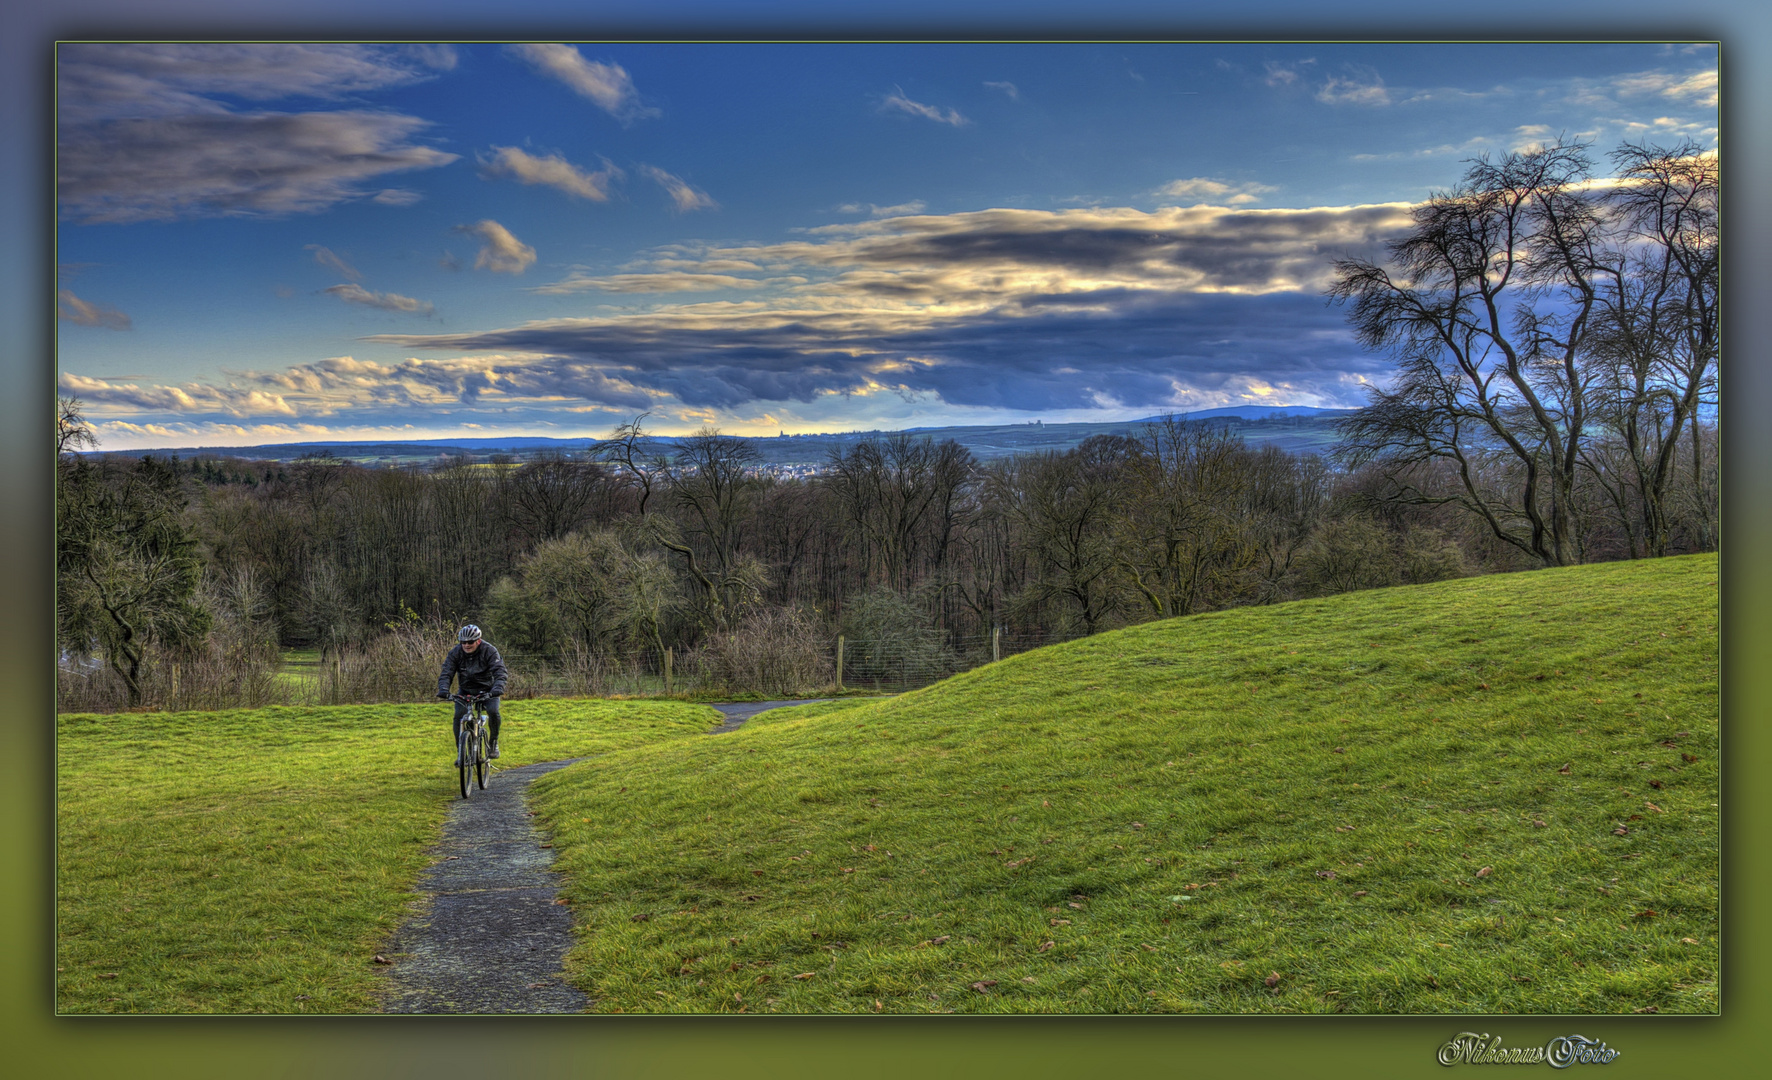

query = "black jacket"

[{"left": 438, "top": 641, "right": 508, "bottom": 697}]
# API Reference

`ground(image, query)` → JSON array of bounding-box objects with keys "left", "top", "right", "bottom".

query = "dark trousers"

[{"left": 452, "top": 696, "right": 502, "bottom": 746}]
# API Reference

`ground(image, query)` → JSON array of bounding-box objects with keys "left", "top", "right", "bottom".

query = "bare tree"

[
  {"left": 501, "top": 452, "right": 611, "bottom": 548},
  {"left": 1581, "top": 141, "right": 1719, "bottom": 556},
  {"left": 994, "top": 436, "right": 1130, "bottom": 635},
  {"left": 1331, "top": 141, "right": 1609, "bottom": 567}
]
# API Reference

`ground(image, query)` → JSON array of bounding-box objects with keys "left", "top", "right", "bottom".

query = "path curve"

[{"left": 378, "top": 698, "right": 828, "bottom": 1013}]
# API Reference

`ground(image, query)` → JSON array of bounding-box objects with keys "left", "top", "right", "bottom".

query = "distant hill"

[
  {"left": 95, "top": 410, "right": 1357, "bottom": 469},
  {"left": 1134, "top": 405, "right": 1358, "bottom": 421}
]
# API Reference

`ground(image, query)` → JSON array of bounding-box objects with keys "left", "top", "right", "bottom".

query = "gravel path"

[
  {"left": 377, "top": 698, "right": 828, "bottom": 1014},
  {"left": 378, "top": 757, "right": 591, "bottom": 1014}
]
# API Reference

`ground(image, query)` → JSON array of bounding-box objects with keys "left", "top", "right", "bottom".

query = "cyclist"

[{"left": 437, "top": 624, "right": 508, "bottom": 761}]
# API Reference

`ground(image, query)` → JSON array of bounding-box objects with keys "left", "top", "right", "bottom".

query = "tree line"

[{"left": 54, "top": 139, "right": 1716, "bottom": 710}]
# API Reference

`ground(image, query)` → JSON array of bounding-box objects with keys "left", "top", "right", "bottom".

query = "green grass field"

[
  {"left": 55, "top": 698, "right": 721, "bottom": 1013},
  {"left": 527, "top": 554, "right": 1719, "bottom": 1014}
]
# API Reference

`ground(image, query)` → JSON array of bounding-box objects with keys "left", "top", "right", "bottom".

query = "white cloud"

[
  {"left": 306, "top": 244, "right": 361, "bottom": 280},
  {"left": 455, "top": 220, "right": 536, "bottom": 274},
  {"left": 323, "top": 283, "right": 434, "bottom": 315},
  {"left": 60, "top": 371, "right": 297, "bottom": 417},
  {"left": 1316, "top": 69, "right": 1391, "bottom": 106},
  {"left": 505, "top": 44, "right": 658, "bottom": 123},
  {"left": 1154, "top": 177, "right": 1277, "bottom": 206},
  {"left": 372, "top": 188, "right": 424, "bottom": 206},
  {"left": 478, "top": 145, "right": 622, "bottom": 201},
  {"left": 837, "top": 200, "right": 928, "bottom": 218},
  {"left": 56, "top": 43, "right": 456, "bottom": 123},
  {"left": 882, "top": 87, "right": 969, "bottom": 126},
  {"left": 57, "top": 290, "right": 132, "bottom": 330},
  {"left": 59, "top": 110, "right": 458, "bottom": 224},
  {"left": 533, "top": 272, "right": 766, "bottom": 295},
  {"left": 56, "top": 44, "right": 460, "bottom": 224},
  {"left": 638, "top": 164, "right": 718, "bottom": 213},
  {"left": 1613, "top": 68, "right": 1718, "bottom": 107},
  {"left": 1263, "top": 59, "right": 1314, "bottom": 87},
  {"left": 984, "top": 80, "right": 1019, "bottom": 100}
]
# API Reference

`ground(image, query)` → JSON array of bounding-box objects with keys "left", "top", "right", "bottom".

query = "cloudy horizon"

[{"left": 54, "top": 42, "right": 1719, "bottom": 450}]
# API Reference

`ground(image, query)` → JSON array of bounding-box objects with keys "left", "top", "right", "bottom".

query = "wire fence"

[{"left": 57, "top": 630, "right": 1077, "bottom": 714}]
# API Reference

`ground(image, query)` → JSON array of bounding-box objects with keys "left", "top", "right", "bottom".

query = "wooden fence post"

[
  {"left": 664, "top": 647, "right": 674, "bottom": 696},
  {"left": 836, "top": 634, "right": 845, "bottom": 692},
  {"left": 993, "top": 626, "right": 1001, "bottom": 664},
  {"left": 170, "top": 663, "right": 179, "bottom": 710}
]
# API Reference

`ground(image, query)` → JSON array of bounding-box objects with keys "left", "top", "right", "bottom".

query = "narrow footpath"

[{"left": 377, "top": 699, "right": 827, "bottom": 1014}]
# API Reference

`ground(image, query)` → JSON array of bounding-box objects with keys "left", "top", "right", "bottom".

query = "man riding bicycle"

[{"left": 437, "top": 624, "right": 508, "bottom": 761}]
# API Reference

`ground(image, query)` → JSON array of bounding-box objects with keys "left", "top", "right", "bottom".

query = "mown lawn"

[
  {"left": 529, "top": 554, "right": 1719, "bottom": 1014},
  {"left": 56, "top": 698, "right": 720, "bottom": 1013}
]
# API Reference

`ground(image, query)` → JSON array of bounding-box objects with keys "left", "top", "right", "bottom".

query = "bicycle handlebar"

[{"left": 448, "top": 691, "right": 496, "bottom": 703}]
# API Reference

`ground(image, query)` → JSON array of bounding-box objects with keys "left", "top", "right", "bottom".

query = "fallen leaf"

[
  {"left": 631, "top": 913, "right": 650, "bottom": 922},
  {"left": 1613, "top": 827, "right": 1629, "bottom": 836},
  {"left": 1682, "top": 937, "right": 1700, "bottom": 945},
  {"left": 1352, "top": 891, "right": 1368, "bottom": 898},
  {"left": 1332, "top": 747, "right": 1345, "bottom": 754},
  {"left": 1646, "top": 802, "right": 1663, "bottom": 813},
  {"left": 1022, "top": 976, "right": 1037, "bottom": 984},
  {"left": 1628, "top": 814, "right": 1643, "bottom": 821},
  {"left": 1649, "top": 779, "right": 1664, "bottom": 790},
  {"left": 553, "top": 897, "right": 570, "bottom": 905},
  {"left": 1510, "top": 976, "right": 1530, "bottom": 984},
  {"left": 1682, "top": 753, "right": 1699, "bottom": 763},
  {"left": 1478, "top": 683, "right": 1489, "bottom": 690},
  {"left": 1042, "top": 800, "right": 1051, "bottom": 807},
  {"left": 1265, "top": 972, "right": 1281, "bottom": 987},
  {"left": 98, "top": 972, "right": 119, "bottom": 979},
  {"left": 371, "top": 955, "right": 392, "bottom": 965},
  {"left": 1038, "top": 940, "right": 1056, "bottom": 952},
  {"left": 295, "top": 994, "right": 311, "bottom": 1000},
  {"left": 1068, "top": 902, "right": 1085, "bottom": 909},
  {"left": 1316, "top": 870, "right": 1337, "bottom": 879},
  {"left": 1635, "top": 910, "right": 1657, "bottom": 919},
  {"left": 1141, "top": 944, "right": 1158, "bottom": 952},
  {"left": 1050, "top": 919, "right": 1071, "bottom": 927},
  {"left": 970, "top": 981, "right": 998, "bottom": 993},
  {"left": 1476, "top": 866, "right": 1492, "bottom": 877},
  {"left": 538, "top": 843, "right": 553, "bottom": 849},
  {"left": 793, "top": 972, "right": 816, "bottom": 980},
  {"left": 874, "top": 999, "right": 882, "bottom": 1011},
  {"left": 1533, "top": 820, "right": 1548, "bottom": 828},
  {"left": 931, "top": 935, "right": 951, "bottom": 945},
  {"left": 1634, "top": 1005, "right": 1659, "bottom": 1014},
  {"left": 841, "top": 868, "right": 855, "bottom": 874},
  {"left": 1558, "top": 763, "right": 1572, "bottom": 775},
  {"left": 1435, "top": 943, "right": 1452, "bottom": 949}
]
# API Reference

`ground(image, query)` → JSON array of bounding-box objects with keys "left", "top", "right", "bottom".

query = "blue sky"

[{"left": 54, "top": 41, "right": 1719, "bottom": 449}]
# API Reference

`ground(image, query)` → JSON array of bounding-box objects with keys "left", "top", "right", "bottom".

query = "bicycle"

[{"left": 450, "top": 692, "right": 492, "bottom": 798}]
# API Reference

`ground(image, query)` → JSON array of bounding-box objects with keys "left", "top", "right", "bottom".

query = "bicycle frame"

[{"left": 451, "top": 692, "right": 491, "bottom": 798}]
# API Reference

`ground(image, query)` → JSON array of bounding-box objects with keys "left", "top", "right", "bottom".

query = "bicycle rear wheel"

[{"left": 475, "top": 711, "right": 488, "bottom": 789}]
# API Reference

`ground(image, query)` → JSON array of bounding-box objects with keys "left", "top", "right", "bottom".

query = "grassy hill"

[
  {"left": 530, "top": 554, "right": 1719, "bottom": 1014},
  {"left": 55, "top": 698, "right": 720, "bottom": 1013}
]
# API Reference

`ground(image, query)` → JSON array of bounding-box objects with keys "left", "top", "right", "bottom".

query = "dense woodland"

[{"left": 55, "top": 140, "right": 1718, "bottom": 711}]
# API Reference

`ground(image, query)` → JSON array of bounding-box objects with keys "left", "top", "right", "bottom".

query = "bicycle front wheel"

[
  {"left": 458, "top": 724, "right": 473, "bottom": 799},
  {"left": 475, "top": 719, "right": 488, "bottom": 789}
]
